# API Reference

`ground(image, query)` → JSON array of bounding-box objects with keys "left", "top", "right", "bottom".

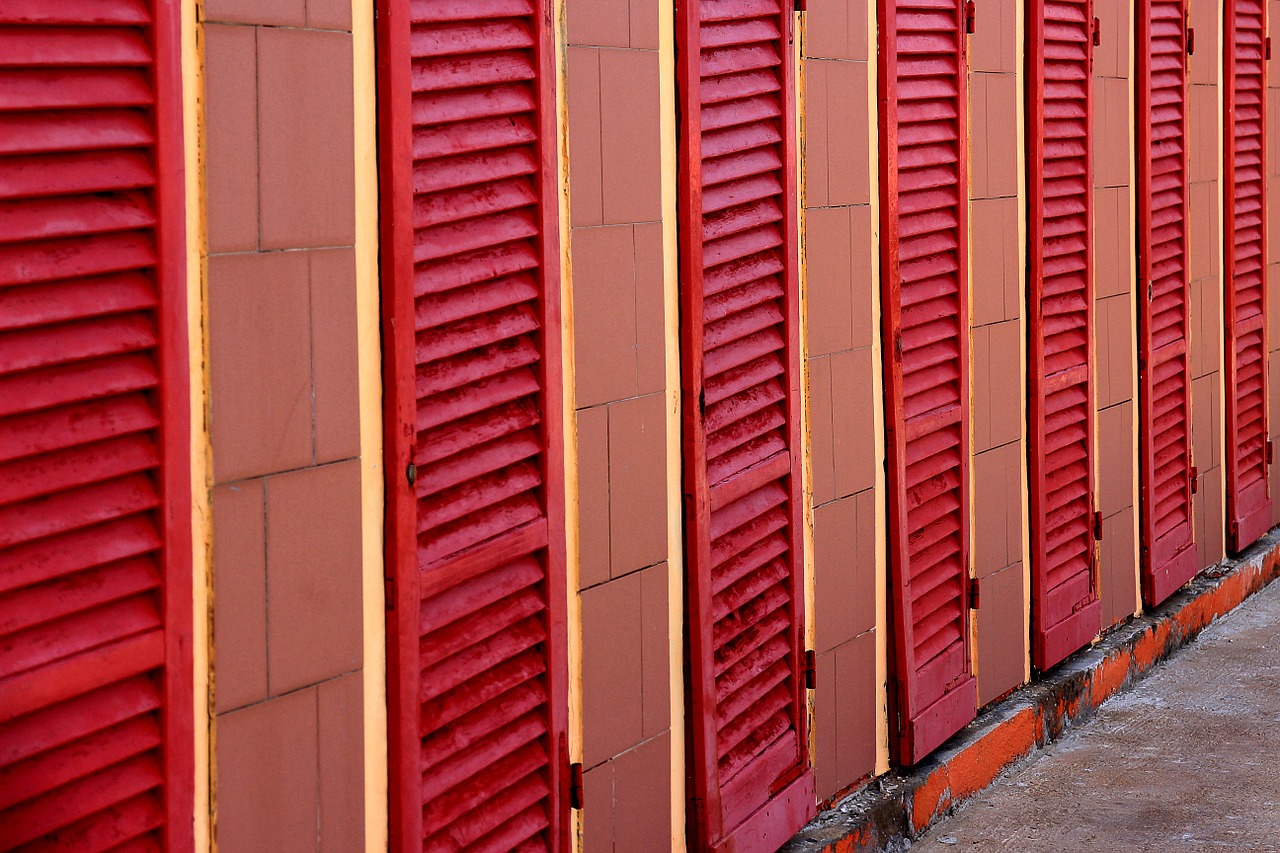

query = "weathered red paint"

[
  {"left": 1223, "top": 0, "right": 1272, "bottom": 552},
  {"left": 676, "top": 2, "right": 814, "bottom": 850},
  {"left": 1136, "top": 0, "right": 1197, "bottom": 605},
  {"left": 1026, "top": 0, "right": 1103, "bottom": 670},
  {"left": 376, "top": 1, "right": 571, "bottom": 849},
  {"left": 0, "top": 1, "right": 193, "bottom": 849},
  {"left": 878, "top": 0, "right": 977, "bottom": 764}
]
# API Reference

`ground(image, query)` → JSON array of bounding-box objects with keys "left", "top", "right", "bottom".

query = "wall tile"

[
  {"left": 641, "top": 565, "right": 671, "bottom": 738},
  {"left": 613, "top": 734, "right": 673, "bottom": 852},
  {"left": 968, "top": 74, "right": 989, "bottom": 199},
  {"left": 971, "top": 198, "right": 1006, "bottom": 326},
  {"left": 983, "top": 74, "right": 1019, "bottom": 198},
  {"left": 600, "top": 50, "right": 661, "bottom": 223},
  {"left": 310, "top": 249, "right": 360, "bottom": 463},
  {"left": 635, "top": 222, "right": 667, "bottom": 396},
  {"left": 1196, "top": 464, "right": 1224, "bottom": 567},
  {"left": 1101, "top": 504, "right": 1137, "bottom": 627},
  {"left": 213, "top": 480, "right": 268, "bottom": 713},
  {"left": 569, "top": 0, "right": 630, "bottom": 47},
  {"left": 1098, "top": 400, "right": 1134, "bottom": 519},
  {"left": 568, "top": 48, "right": 604, "bottom": 226},
  {"left": 308, "top": 0, "right": 352, "bottom": 30},
  {"left": 577, "top": 406, "right": 611, "bottom": 590},
  {"left": 833, "top": 631, "right": 877, "bottom": 788},
  {"left": 804, "top": 61, "right": 831, "bottom": 208},
  {"left": 976, "top": 562, "right": 1026, "bottom": 705},
  {"left": 217, "top": 689, "right": 318, "bottom": 853},
  {"left": 204, "top": 25, "right": 258, "bottom": 254},
  {"left": 318, "top": 673, "right": 364, "bottom": 853},
  {"left": 809, "top": 355, "right": 836, "bottom": 506},
  {"left": 814, "top": 493, "right": 875, "bottom": 651},
  {"left": 973, "top": 447, "right": 1010, "bottom": 576},
  {"left": 813, "top": 631, "right": 877, "bottom": 801},
  {"left": 582, "top": 762, "right": 614, "bottom": 853},
  {"left": 630, "top": 0, "right": 660, "bottom": 50},
  {"left": 850, "top": 206, "right": 876, "bottom": 346},
  {"left": 1097, "top": 77, "right": 1131, "bottom": 189},
  {"left": 806, "top": 206, "right": 854, "bottom": 357},
  {"left": 806, "top": 0, "right": 867, "bottom": 61},
  {"left": 827, "top": 62, "right": 871, "bottom": 206},
  {"left": 609, "top": 394, "right": 667, "bottom": 576},
  {"left": 258, "top": 28, "right": 355, "bottom": 249},
  {"left": 204, "top": 0, "right": 303, "bottom": 26},
  {"left": 581, "top": 571, "right": 644, "bottom": 767},
  {"left": 266, "top": 460, "right": 363, "bottom": 694},
  {"left": 209, "top": 251, "right": 313, "bottom": 482},
  {"left": 986, "top": 320, "right": 1021, "bottom": 449},
  {"left": 972, "top": 324, "right": 992, "bottom": 450},
  {"left": 831, "top": 348, "right": 877, "bottom": 498},
  {"left": 814, "top": 649, "right": 839, "bottom": 798},
  {"left": 573, "top": 225, "right": 638, "bottom": 407}
]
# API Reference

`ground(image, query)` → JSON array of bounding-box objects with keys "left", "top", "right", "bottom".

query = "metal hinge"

[
  {"left": 1268, "top": 36, "right": 1273, "bottom": 60},
  {"left": 1185, "top": 14, "right": 1195, "bottom": 55},
  {"left": 804, "top": 649, "right": 817, "bottom": 690},
  {"left": 894, "top": 330, "right": 903, "bottom": 362},
  {"left": 384, "top": 576, "right": 395, "bottom": 611},
  {"left": 1094, "top": 510, "right": 1104, "bottom": 541},
  {"left": 969, "top": 577, "right": 981, "bottom": 610},
  {"left": 1268, "top": 439, "right": 1274, "bottom": 465},
  {"left": 699, "top": 388, "right": 706, "bottom": 415},
  {"left": 1140, "top": 544, "right": 1151, "bottom": 571},
  {"left": 1190, "top": 466, "right": 1199, "bottom": 494},
  {"left": 795, "top": 0, "right": 808, "bottom": 10},
  {"left": 569, "top": 763, "right": 585, "bottom": 809},
  {"left": 1092, "top": 16, "right": 1101, "bottom": 46},
  {"left": 965, "top": 0, "right": 977, "bottom": 33},
  {"left": 406, "top": 462, "right": 417, "bottom": 487}
]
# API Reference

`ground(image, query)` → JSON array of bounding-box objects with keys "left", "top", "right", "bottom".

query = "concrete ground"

[{"left": 912, "top": 578, "right": 1280, "bottom": 852}]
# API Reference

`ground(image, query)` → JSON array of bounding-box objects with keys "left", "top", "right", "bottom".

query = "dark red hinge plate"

[
  {"left": 804, "top": 649, "right": 817, "bottom": 690},
  {"left": 569, "top": 762, "right": 585, "bottom": 809}
]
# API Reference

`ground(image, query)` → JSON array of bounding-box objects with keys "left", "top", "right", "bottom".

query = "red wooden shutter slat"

[
  {"left": 378, "top": 3, "right": 569, "bottom": 851},
  {"left": 1224, "top": 0, "right": 1272, "bottom": 551},
  {"left": 879, "top": 0, "right": 977, "bottom": 764},
  {"left": 678, "top": 3, "right": 814, "bottom": 850},
  {"left": 0, "top": 5, "right": 190, "bottom": 851},
  {"left": 1137, "top": 0, "right": 1197, "bottom": 604},
  {"left": 1027, "top": 0, "right": 1102, "bottom": 670}
]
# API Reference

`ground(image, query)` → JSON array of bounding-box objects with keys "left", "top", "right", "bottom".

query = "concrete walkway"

[{"left": 912, "top": 579, "right": 1280, "bottom": 852}]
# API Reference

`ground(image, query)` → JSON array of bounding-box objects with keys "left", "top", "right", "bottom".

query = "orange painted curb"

[{"left": 784, "top": 532, "right": 1280, "bottom": 853}]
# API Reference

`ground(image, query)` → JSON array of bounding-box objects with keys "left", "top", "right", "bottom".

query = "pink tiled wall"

[
  {"left": 564, "top": 2, "right": 673, "bottom": 849},
  {"left": 1188, "top": 0, "right": 1226, "bottom": 569},
  {"left": 203, "top": 5, "right": 366, "bottom": 850},
  {"left": 1093, "top": 0, "right": 1140, "bottom": 628},
  {"left": 803, "top": 1, "right": 880, "bottom": 801},
  {"left": 968, "top": 0, "right": 1027, "bottom": 705}
]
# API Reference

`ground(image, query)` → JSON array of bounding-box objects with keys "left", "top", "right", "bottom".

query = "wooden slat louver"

[
  {"left": 878, "top": 0, "right": 977, "bottom": 764},
  {"left": 0, "top": 2, "right": 192, "bottom": 850},
  {"left": 1136, "top": 0, "right": 1197, "bottom": 604},
  {"left": 677, "top": 1, "right": 815, "bottom": 850},
  {"left": 377, "top": 1, "right": 570, "bottom": 850},
  {"left": 1224, "top": 0, "right": 1272, "bottom": 551},
  {"left": 1027, "top": 0, "right": 1102, "bottom": 670}
]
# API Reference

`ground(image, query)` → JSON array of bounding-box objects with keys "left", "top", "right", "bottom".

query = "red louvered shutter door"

[
  {"left": 878, "top": 0, "right": 976, "bottom": 764},
  {"left": 677, "top": 3, "right": 815, "bottom": 850},
  {"left": 1026, "top": 0, "right": 1102, "bottom": 670},
  {"left": 1224, "top": 0, "right": 1272, "bottom": 552},
  {"left": 377, "top": 2, "right": 571, "bottom": 850},
  {"left": 1136, "top": 0, "right": 1197, "bottom": 605},
  {"left": 0, "top": 2, "right": 193, "bottom": 850}
]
